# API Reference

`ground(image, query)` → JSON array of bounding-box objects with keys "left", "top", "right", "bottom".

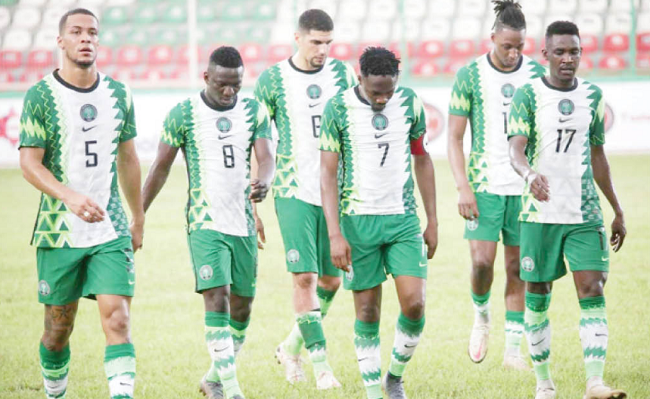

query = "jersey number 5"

[{"left": 85, "top": 140, "right": 98, "bottom": 167}]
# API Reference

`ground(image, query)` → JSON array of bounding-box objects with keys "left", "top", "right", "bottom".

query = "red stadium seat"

[
  {"left": 388, "top": 42, "right": 416, "bottom": 58},
  {"left": 637, "top": 52, "right": 650, "bottom": 69},
  {"left": 356, "top": 42, "right": 383, "bottom": 58},
  {"left": 267, "top": 44, "right": 292, "bottom": 63},
  {"left": 116, "top": 46, "right": 143, "bottom": 67},
  {"left": 330, "top": 43, "right": 354, "bottom": 61},
  {"left": 603, "top": 33, "right": 629, "bottom": 53},
  {"left": 0, "top": 70, "right": 14, "bottom": 83},
  {"left": 480, "top": 39, "right": 492, "bottom": 55},
  {"left": 147, "top": 45, "right": 174, "bottom": 66},
  {"left": 141, "top": 69, "right": 167, "bottom": 81},
  {"left": 27, "top": 50, "right": 54, "bottom": 68},
  {"left": 170, "top": 67, "right": 204, "bottom": 80},
  {"left": 578, "top": 55, "right": 594, "bottom": 71},
  {"left": 412, "top": 60, "right": 439, "bottom": 77},
  {"left": 0, "top": 50, "right": 22, "bottom": 69},
  {"left": 113, "top": 68, "right": 136, "bottom": 81},
  {"left": 96, "top": 47, "right": 113, "bottom": 68},
  {"left": 598, "top": 54, "right": 627, "bottom": 70},
  {"left": 443, "top": 57, "right": 469, "bottom": 75},
  {"left": 19, "top": 69, "right": 46, "bottom": 83},
  {"left": 449, "top": 39, "right": 475, "bottom": 58},
  {"left": 177, "top": 45, "right": 203, "bottom": 64},
  {"left": 239, "top": 43, "right": 263, "bottom": 64},
  {"left": 581, "top": 34, "right": 599, "bottom": 54},
  {"left": 523, "top": 37, "right": 537, "bottom": 56},
  {"left": 417, "top": 40, "right": 444, "bottom": 59},
  {"left": 637, "top": 33, "right": 650, "bottom": 52}
]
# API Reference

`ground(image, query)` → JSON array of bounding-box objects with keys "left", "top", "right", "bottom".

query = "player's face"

[
  {"left": 57, "top": 13, "right": 99, "bottom": 68},
  {"left": 296, "top": 29, "right": 333, "bottom": 68},
  {"left": 359, "top": 74, "right": 398, "bottom": 112},
  {"left": 204, "top": 65, "right": 244, "bottom": 107},
  {"left": 491, "top": 27, "right": 525, "bottom": 69},
  {"left": 544, "top": 34, "right": 581, "bottom": 84}
]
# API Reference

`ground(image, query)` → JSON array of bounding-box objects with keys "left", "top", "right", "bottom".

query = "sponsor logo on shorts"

[
  {"left": 466, "top": 218, "right": 479, "bottom": 231},
  {"left": 199, "top": 265, "right": 213, "bottom": 281},
  {"left": 346, "top": 266, "right": 354, "bottom": 282},
  {"left": 125, "top": 254, "right": 135, "bottom": 273},
  {"left": 38, "top": 280, "right": 50, "bottom": 296},
  {"left": 287, "top": 249, "right": 300, "bottom": 264},
  {"left": 521, "top": 256, "right": 535, "bottom": 272}
]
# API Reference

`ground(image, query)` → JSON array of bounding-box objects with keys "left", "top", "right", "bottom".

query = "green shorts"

[
  {"left": 519, "top": 222, "right": 609, "bottom": 282},
  {"left": 187, "top": 229, "right": 257, "bottom": 297},
  {"left": 36, "top": 237, "right": 135, "bottom": 305},
  {"left": 275, "top": 197, "right": 340, "bottom": 277},
  {"left": 464, "top": 192, "right": 521, "bottom": 246},
  {"left": 341, "top": 214, "right": 427, "bottom": 291}
]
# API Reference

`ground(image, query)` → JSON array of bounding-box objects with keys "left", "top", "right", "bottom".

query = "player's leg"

[
  {"left": 316, "top": 207, "right": 341, "bottom": 318},
  {"left": 229, "top": 295, "right": 254, "bottom": 357},
  {"left": 567, "top": 224, "right": 626, "bottom": 399},
  {"left": 228, "top": 234, "right": 258, "bottom": 358},
  {"left": 353, "top": 286, "right": 383, "bottom": 399},
  {"left": 37, "top": 246, "right": 86, "bottom": 399}
]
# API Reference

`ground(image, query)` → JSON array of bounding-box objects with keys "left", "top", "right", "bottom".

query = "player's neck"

[
  {"left": 290, "top": 53, "right": 319, "bottom": 72},
  {"left": 58, "top": 61, "right": 98, "bottom": 89},
  {"left": 545, "top": 74, "right": 577, "bottom": 90},
  {"left": 488, "top": 51, "right": 518, "bottom": 72}
]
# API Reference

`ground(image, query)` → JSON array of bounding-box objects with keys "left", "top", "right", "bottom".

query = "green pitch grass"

[{"left": 1, "top": 156, "right": 649, "bottom": 399}]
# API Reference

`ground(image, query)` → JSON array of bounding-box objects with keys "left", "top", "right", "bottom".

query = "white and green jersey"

[
  {"left": 320, "top": 86, "right": 426, "bottom": 216},
  {"left": 508, "top": 77, "right": 605, "bottom": 225},
  {"left": 161, "top": 92, "right": 272, "bottom": 237},
  {"left": 254, "top": 57, "right": 357, "bottom": 206},
  {"left": 450, "top": 54, "right": 546, "bottom": 195},
  {"left": 19, "top": 71, "right": 136, "bottom": 248}
]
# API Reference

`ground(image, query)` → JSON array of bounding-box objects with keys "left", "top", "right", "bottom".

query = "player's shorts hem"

[
  {"left": 464, "top": 233, "right": 500, "bottom": 242},
  {"left": 230, "top": 287, "right": 256, "bottom": 298},
  {"left": 502, "top": 238, "right": 520, "bottom": 247},
  {"left": 83, "top": 286, "right": 135, "bottom": 299},
  {"left": 391, "top": 271, "right": 428, "bottom": 280},
  {"left": 521, "top": 270, "right": 567, "bottom": 283},
  {"left": 343, "top": 275, "right": 387, "bottom": 291},
  {"left": 287, "top": 265, "right": 319, "bottom": 274}
]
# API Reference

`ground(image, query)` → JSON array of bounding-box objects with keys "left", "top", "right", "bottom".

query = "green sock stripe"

[
  {"left": 104, "top": 355, "right": 136, "bottom": 378},
  {"left": 365, "top": 383, "right": 383, "bottom": 399},
  {"left": 105, "top": 343, "right": 135, "bottom": 361},
  {"left": 505, "top": 310, "right": 525, "bottom": 323},
  {"left": 229, "top": 317, "right": 250, "bottom": 332},
  {"left": 533, "top": 362, "right": 551, "bottom": 381},
  {"left": 583, "top": 347, "right": 607, "bottom": 359},
  {"left": 361, "top": 370, "right": 382, "bottom": 384},
  {"left": 397, "top": 313, "right": 425, "bottom": 335},
  {"left": 585, "top": 359, "right": 605, "bottom": 380},
  {"left": 530, "top": 349, "right": 551, "bottom": 363},
  {"left": 391, "top": 350, "right": 412, "bottom": 363},
  {"left": 297, "top": 312, "right": 326, "bottom": 350},
  {"left": 471, "top": 289, "right": 491, "bottom": 305},
  {"left": 354, "top": 319, "right": 380, "bottom": 337},
  {"left": 205, "top": 311, "right": 229, "bottom": 327},
  {"left": 525, "top": 318, "right": 549, "bottom": 332},
  {"left": 579, "top": 296, "right": 605, "bottom": 309},
  {"left": 317, "top": 286, "right": 336, "bottom": 301},
  {"left": 40, "top": 343, "right": 70, "bottom": 363},
  {"left": 525, "top": 291, "right": 551, "bottom": 312},
  {"left": 40, "top": 343, "right": 71, "bottom": 377}
]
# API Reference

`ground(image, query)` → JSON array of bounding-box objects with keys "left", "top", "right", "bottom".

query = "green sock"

[
  {"left": 104, "top": 343, "right": 136, "bottom": 399},
  {"left": 230, "top": 318, "right": 250, "bottom": 358},
  {"left": 579, "top": 296, "right": 608, "bottom": 381},
  {"left": 524, "top": 292, "right": 552, "bottom": 383},
  {"left": 282, "top": 323, "right": 304, "bottom": 356},
  {"left": 316, "top": 286, "right": 337, "bottom": 317},
  {"left": 471, "top": 289, "right": 491, "bottom": 323},
  {"left": 40, "top": 343, "right": 70, "bottom": 399},
  {"left": 205, "top": 312, "right": 243, "bottom": 398},
  {"left": 354, "top": 320, "right": 382, "bottom": 399},
  {"left": 505, "top": 310, "right": 525, "bottom": 355},
  {"left": 388, "top": 313, "right": 425, "bottom": 377},
  {"left": 297, "top": 311, "right": 332, "bottom": 376}
]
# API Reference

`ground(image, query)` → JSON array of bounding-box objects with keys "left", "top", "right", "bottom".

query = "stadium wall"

[{"left": 1, "top": 81, "right": 649, "bottom": 167}]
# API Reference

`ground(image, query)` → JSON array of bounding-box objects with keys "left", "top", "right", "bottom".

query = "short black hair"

[
  {"left": 209, "top": 46, "right": 243, "bottom": 68},
  {"left": 298, "top": 9, "right": 334, "bottom": 32},
  {"left": 359, "top": 47, "right": 400, "bottom": 77},
  {"left": 59, "top": 8, "right": 98, "bottom": 34},
  {"left": 492, "top": 0, "right": 526, "bottom": 31},
  {"left": 546, "top": 20, "right": 580, "bottom": 39}
]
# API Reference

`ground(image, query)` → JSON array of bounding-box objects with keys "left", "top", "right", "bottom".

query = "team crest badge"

[
  {"left": 216, "top": 117, "right": 232, "bottom": 133},
  {"left": 80, "top": 104, "right": 98, "bottom": 122},
  {"left": 38, "top": 280, "right": 50, "bottom": 296},
  {"left": 371, "top": 114, "right": 389, "bottom": 131},
  {"left": 521, "top": 257, "right": 535, "bottom": 272},
  {"left": 306, "top": 84, "right": 322, "bottom": 100},
  {"left": 466, "top": 218, "right": 479, "bottom": 231},
  {"left": 558, "top": 99, "right": 575, "bottom": 116},
  {"left": 287, "top": 249, "right": 300, "bottom": 264},
  {"left": 501, "top": 83, "right": 515, "bottom": 99},
  {"left": 199, "top": 265, "right": 213, "bottom": 281}
]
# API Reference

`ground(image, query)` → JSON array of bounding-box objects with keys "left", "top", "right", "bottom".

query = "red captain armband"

[{"left": 410, "top": 133, "right": 428, "bottom": 155}]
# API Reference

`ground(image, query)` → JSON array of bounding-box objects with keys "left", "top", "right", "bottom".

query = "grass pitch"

[{"left": 1, "top": 155, "right": 649, "bottom": 399}]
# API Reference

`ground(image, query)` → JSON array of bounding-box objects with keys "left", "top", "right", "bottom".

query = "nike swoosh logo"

[
  {"left": 357, "top": 357, "right": 368, "bottom": 362},
  {"left": 559, "top": 118, "right": 571, "bottom": 123},
  {"left": 595, "top": 333, "right": 608, "bottom": 337},
  {"left": 531, "top": 338, "right": 545, "bottom": 346},
  {"left": 309, "top": 103, "right": 321, "bottom": 108},
  {"left": 128, "top": 281, "right": 135, "bottom": 285},
  {"left": 502, "top": 102, "right": 511, "bottom": 106},
  {"left": 218, "top": 134, "right": 233, "bottom": 140},
  {"left": 404, "top": 344, "right": 417, "bottom": 348},
  {"left": 82, "top": 126, "right": 97, "bottom": 132},
  {"left": 419, "top": 262, "right": 427, "bottom": 268},
  {"left": 119, "top": 382, "right": 133, "bottom": 387},
  {"left": 374, "top": 132, "right": 389, "bottom": 139},
  {"left": 601, "top": 257, "right": 609, "bottom": 261},
  {"left": 214, "top": 347, "right": 229, "bottom": 353}
]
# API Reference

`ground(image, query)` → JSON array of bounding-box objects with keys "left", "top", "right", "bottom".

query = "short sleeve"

[
  {"left": 252, "top": 100, "right": 273, "bottom": 141},
  {"left": 507, "top": 85, "right": 534, "bottom": 140},
  {"left": 19, "top": 86, "right": 47, "bottom": 148},
  {"left": 589, "top": 89, "right": 605, "bottom": 146},
  {"left": 319, "top": 98, "right": 342, "bottom": 153},
  {"left": 254, "top": 69, "right": 276, "bottom": 120},
  {"left": 119, "top": 85, "right": 137, "bottom": 142},
  {"left": 343, "top": 61, "right": 358, "bottom": 90},
  {"left": 409, "top": 93, "right": 427, "bottom": 141},
  {"left": 160, "top": 102, "right": 187, "bottom": 148},
  {"left": 449, "top": 66, "right": 473, "bottom": 117}
]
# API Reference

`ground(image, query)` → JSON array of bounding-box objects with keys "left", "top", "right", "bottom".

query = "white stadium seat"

[
  {"left": 526, "top": 15, "right": 544, "bottom": 42},
  {"left": 605, "top": 13, "right": 632, "bottom": 34},
  {"left": 335, "top": 20, "right": 360, "bottom": 43},
  {"left": 578, "top": 0, "right": 608, "bottom": 14},
  {"left": 42, "top": 8, "right": 67, "bottom": 28},
  {"left": 19, "top": 0, "right": 47, "bottom": 6},
  {"left": 548, "top": 0, "right": 577, "bottom": 15},
  {"left": 452, "top": 16, "right": 481, "bottom": 40},
  {"left": 544, "top": 15, "right": 574, "bottom": 31},
  {"left": 458, "top": 0, "right": 487, "bottom": 18},
  {"left": 403, "top": 0, "right": 427, "bottom": 20},
  {"left": 361, "top": 21, "right": 391, "bottom": 43},
  {"left": 76, "top": 0, "right": 108, "bottom": 6},
  {"left": 106, "top": 0, "right": 136, "bottom": 5},
  {"left": 0, "top": 7, "right": 11, "bottom": 31},
  {"left": 308, "top": 0, "right": 337, "bottom": 20},
  {"left": 427, "top": 0, "right": 455, "bottom": 18},
  {"left": 2, "top": 29, "right": 31, "bottom": 51},
  {"left": 276, "top": 0, "right": 307, "bottom": 23},
  {"left": 270, "top": 23, "right": 295, "bottom": 45},
  {"left": 12, "top": 7, "right": 41, "bottom": 30},
  {"left": 420, "top": 17, "right": 450, "bottom": 41},
  {"left": 609, "top": 0, "right": 640, "bottom": 12},
  {"left": 575, "top": 13, "right": 604, "bottom": 36},
  {"left": 367, "top": 0, "right": 398, "bottom": 21},
  {"left": 48, "top": 0, "right": 76, "bottom": 6},
  {"left": 519, "top": 0, "right": 547, "bottom": 15},
  {"left": 33, "top": 28, "right": 59, "bottom": 50},
  {"left": 339, "top": 0, "right": 367, "bottom": 21},
  {"left": 643, "top": 0, "right": 650, "bottom": 11},
  {"left": 391, "top": 20, "right": 421, "bottom": 43},
  {"left": 638, "top": 12, "right": 650, "bottom": 32}
]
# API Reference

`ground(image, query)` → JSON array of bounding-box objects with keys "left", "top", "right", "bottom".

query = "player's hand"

[
  {"left": 528, "top": 173, "right": 550, "bottom": 202},
  {"left": 610, "top": 212, "right": 626, "bottom": 252},
  {"left": 130, "top": 219, "right": 144, "bottom": 252},
  {"left": 249, "top": 179, "right": 269, "bottom": 203},
  {"left": 423, "top": 221, "right": 438, "bottom": 259},
  {"left": 458, "top": 186, "right": 479, "bottom": 220},
  {"left": 255, "top": 216, "right": 266, "bottom": 250},
  {"left": 63, "top": 191, "right": 105, "bottom": 223},
  {"left": 329, "top": 233, "right": 352, "bottom": 272}
]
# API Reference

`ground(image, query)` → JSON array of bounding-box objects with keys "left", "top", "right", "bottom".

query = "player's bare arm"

[
  {"left": 413, "top": 153, "right": 438, "bottom": 259},
  {"left": 250, "top": 138, "right": 274, "bottom": 202},
  {"left": 591, "top": 144, "right": 626, "bottom": 252},
  {"left": 118, "top": 139, "right": 145, "bottom": 252},
  {"left": 508, "top": 135, "right": 550, "bottom": 201},
  {"left": 447, "top": 114, "right": 480, "bottom": 220},
  {"left": 20, "top": 147, "right": 105, "bottom": 223},
  {"left": 142, "top": 141, "right": 179, "bottom": 212},
  {"left": 249, "top": 148, "right": 267, "bottom": 249},
  {"left": 320, "top": 150, "right": 351, "bottom": 272}
]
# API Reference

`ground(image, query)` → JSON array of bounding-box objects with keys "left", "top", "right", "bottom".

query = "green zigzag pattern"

[
  {"left": 398, "top": 88, "right": 417, "bottom": 213},
  {"left": 464, "top": 62, "right": 489, "bottom": 193},
  {"left": 106, "top": 77, "right": 130, "bottom": 238}
]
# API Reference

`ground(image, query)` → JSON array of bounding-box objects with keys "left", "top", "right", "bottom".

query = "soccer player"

[
  {"left": 320, "top": 47, "right": 437, "bottom": 399},
  {"left": 447, "top": 0, "right": 546, "bottom": 368},
  {"left": 19, "top": 8, "right": 143, "bottom": 399},
  {"left": 508, "top": 21, "right": 627, "bottom": 399},
  {"left": 254, "top": 9, "right": 356, "bottom": 388},
  {"left": 141, "top": 47, "right": 274, "bottom": 399}
]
